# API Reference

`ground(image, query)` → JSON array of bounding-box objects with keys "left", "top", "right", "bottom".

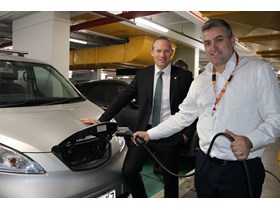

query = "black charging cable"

[
  {"left": 139, "top": 132, "right": 253, "bottom": 197},
  {"left": 116, "top": 128, "right": 254, "bottom": 197}
]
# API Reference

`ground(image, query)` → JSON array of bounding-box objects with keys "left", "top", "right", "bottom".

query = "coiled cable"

[{"left": 127, "top": 131, "right": 254, "bottom": 197}]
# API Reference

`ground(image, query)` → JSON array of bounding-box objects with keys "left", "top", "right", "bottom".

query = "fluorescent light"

[
  {"left": 69, "top": 38, "right": 87, "bottom": 45},
  {"left": 135, "top": 18, "right": 169, "bottom": 33}
]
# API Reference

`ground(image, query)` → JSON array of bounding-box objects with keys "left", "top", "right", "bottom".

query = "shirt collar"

[
  {"left": 154, "top": 63, "right": 171, "bottom": 76},
  {"left": 205, "top": 52, "right": 238, "bottom": 77}
]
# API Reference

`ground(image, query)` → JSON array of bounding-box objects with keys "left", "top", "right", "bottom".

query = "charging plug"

[
  {"left": 116, "top": 127, "right": 145, "bottom": 145},
  {"left": 116, "top": 127, "right": 133, "bottom": 138},
  {"left": 135, "top": 137, "right": 145, "bottom": 145}
]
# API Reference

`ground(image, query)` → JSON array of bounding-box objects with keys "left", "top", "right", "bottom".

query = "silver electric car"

[{"left": 0, "top": 50, "right": 129, "bottom": 197}]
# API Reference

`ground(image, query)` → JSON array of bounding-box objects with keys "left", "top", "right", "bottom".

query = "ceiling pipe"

[
  {"left": 70, "top": 11, "right": 164, "bottom": 32},
  {"left": 73, "top": 30, "right": 127, "bottom": 44}
]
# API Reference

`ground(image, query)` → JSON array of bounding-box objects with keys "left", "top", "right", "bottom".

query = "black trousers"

[
  {"left": 122, "top": 132, "right": 184, "bottom": 198},
  {"left": 195, "top": 150, "right": 265, "bottom": 198}
]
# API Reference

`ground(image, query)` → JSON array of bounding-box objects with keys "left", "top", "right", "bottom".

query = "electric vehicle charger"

[{"left": 116, "top": 127, "right": 254, "bottom": 197}]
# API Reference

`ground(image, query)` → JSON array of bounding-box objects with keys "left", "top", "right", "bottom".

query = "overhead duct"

[{"left": 70, "top": 35, "right": 177, "bottom": 70}]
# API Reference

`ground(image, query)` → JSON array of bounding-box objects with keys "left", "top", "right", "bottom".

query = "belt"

[{"left": 200, "top": 149, "right": 238, "bottom": 166}]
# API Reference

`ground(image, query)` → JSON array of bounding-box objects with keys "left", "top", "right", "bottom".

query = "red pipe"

[
  {"left": 71, "top": 11, "right": 164, "bottom": 32},
  {"left": 189, "top": 11, "right": 207, "bottom": 22}
]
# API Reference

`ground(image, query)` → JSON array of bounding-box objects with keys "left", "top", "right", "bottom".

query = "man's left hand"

[{"left": 225, "top": 129, "right": 253, "bottom": 160}]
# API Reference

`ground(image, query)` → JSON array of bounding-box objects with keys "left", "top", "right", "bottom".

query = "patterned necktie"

[{"left": 152, "top": 71, "right": 163, "bottom": 127}]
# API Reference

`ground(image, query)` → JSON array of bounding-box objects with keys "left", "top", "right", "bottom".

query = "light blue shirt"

[{"left": 148, "top": 53, "right": 280, "bottom": 160}]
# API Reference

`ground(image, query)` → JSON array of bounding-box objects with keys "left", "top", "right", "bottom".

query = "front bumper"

[{"left": 0, "top": 147, "right": 129, "bottom": 198}]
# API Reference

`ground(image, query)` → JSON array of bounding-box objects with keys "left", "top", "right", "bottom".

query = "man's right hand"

[
  {"left": 80, "top": 118, "right": 100, "bottom": 125},
  {"left": 132, "top": 131, "right": 151, "bottom": 145}
]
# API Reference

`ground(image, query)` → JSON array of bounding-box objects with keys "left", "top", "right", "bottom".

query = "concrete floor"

[
  {"left": 180, "top": 137, "right": 280, "bottom": 198},
  {"left": 259, "top": 137, "right": 280, "bottom": 198}
]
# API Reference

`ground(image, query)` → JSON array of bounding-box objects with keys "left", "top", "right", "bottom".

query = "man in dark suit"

[{"left": 80, "top": 36, "right": 196, "bottom": 198}]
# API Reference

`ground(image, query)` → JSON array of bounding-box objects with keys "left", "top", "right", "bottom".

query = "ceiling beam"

[
  {"left": 238, "top": 34, "right": 280, "bottom": 42},
  {"left": 257, "top": 49, "right": 280, "bottom": 55},
  {"left": 70, "top": 11, "right": 164, "bottom": 32},
  {"left": 261, "top": 54, "right": 280, "bottom": 58},
  {"left": 200, "top": 11, "right": 239, "bottom": 17},
  {"left": 92, "top": 11, "right": 136, "bottom": 25}
]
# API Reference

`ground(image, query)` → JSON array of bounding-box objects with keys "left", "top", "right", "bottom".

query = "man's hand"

[
  {"left": 225, "top": 129, "right": 253, "bottom": 161},
  {"left": 80, "top": 118, "right": 100, "bottom": 125},
  {"left": 132, "top": 131, "right": 151, "bottom": 145}
]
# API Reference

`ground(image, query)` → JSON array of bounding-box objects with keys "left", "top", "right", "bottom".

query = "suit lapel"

[
  {"left": 144, "top": 66, "right": 155, "bottom": 108},
  {"left": 170, "top": 66, "right": 179, "bottom": 108}
]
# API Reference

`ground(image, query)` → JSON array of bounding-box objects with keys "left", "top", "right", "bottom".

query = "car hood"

[{"left": 0, "top": 101, "right": 104, "bottom": 152}]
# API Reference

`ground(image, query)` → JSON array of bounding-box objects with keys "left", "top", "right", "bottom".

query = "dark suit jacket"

[{"left": 99, "top": 64, "right": 197, "bottom": 139}]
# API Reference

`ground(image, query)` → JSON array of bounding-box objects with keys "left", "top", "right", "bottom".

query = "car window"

[
  {"left": 88, "top": 83, "right": 124, "bottom": 103},
  {"left": 0, "top": 60, "right": 81, "bottom": 106},
  {"left": 33, "top": 65, "right": 75, "bottom": 97}
]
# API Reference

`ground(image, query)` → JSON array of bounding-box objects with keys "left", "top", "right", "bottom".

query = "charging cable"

[{"left": 116, "top": 128, "right": 253, "bottom": 197}]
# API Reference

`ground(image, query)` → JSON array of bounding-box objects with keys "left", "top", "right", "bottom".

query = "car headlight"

[{"left": 0, "top": 144, "right": 45, "bottom": 174}]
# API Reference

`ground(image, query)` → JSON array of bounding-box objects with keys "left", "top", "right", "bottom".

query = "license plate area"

[{"left": 98, "top": 190, "right": 116, "bottom": 198}]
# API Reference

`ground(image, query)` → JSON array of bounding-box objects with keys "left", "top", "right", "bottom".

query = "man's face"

[
  {"left": 202, "top": 25, "right": 235, "bottom": 71},
  {"left": 151, "top": 39, "right": 174, "bottom": 70}
]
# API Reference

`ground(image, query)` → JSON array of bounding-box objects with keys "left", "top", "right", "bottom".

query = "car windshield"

[{"left": 0, "top": 60, "right": 84, "bottom": 107}]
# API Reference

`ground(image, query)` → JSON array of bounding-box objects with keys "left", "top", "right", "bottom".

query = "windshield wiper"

[
  {"left": 44, "top": 97, "right": 85, "bottom": 105},
  {"left": 0, "top": 97, "right": 85, "bottom": 107}
]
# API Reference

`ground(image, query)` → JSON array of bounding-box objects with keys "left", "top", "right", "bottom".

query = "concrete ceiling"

[{"left": 0, "top": 11, "right": 280, "bottom": 73}]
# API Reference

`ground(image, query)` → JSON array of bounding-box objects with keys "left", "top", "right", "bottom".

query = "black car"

[
  {"left": 74, "top": 79, "right": 138, "bottom": 131},
  {"left": 74, "top": 79, "right": 198, "bottom": 157}
]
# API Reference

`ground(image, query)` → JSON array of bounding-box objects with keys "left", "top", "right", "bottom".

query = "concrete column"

[
  {"left": 193, "top": 48, "right": 200, "bottom": 78},
  {"left": 12, "top": 11, "right": 70, "bottom": 78}
]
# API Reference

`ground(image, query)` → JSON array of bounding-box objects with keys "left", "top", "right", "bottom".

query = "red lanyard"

[{"left": 212, "top": 52, "right": 239, "bottom": 115}]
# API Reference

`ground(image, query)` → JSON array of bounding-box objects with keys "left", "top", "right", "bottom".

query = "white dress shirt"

[{"left": 148, "top": 53, "right": 280, "bottom": 160}]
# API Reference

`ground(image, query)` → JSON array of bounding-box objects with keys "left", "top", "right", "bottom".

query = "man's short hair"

[
  {"left": 173, "top": 58, "right": 189, "bottom": 70},
  {"left": 152, "top": 36, "right": 173, "bottom": 50},
  {"left": 202, "top": 19, "right": 233, "bottom": 38}
]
